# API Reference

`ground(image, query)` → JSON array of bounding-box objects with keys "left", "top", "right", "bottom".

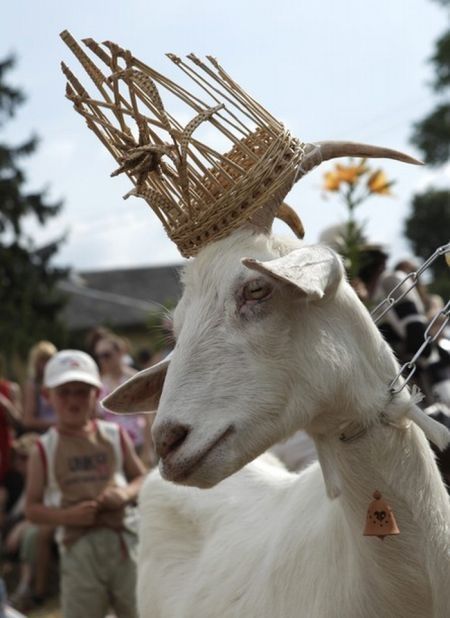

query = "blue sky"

[{"left": 2, "top": 0, "right": 448, "bottom": 270}]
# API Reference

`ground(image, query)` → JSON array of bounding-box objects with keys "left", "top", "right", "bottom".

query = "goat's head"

[
  {"left": 103, "top": 146, "right": 420, "bottom": 489},
  {"left": 61, "top": 37, "right": 424, "bottom": 487},
  {"left": 104, "top": 229, "right": 399, "bottom": 488}
]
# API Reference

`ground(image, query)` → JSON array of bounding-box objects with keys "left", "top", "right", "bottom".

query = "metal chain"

[{"left": 369, "top": 242, "right": 450, "bottom": 395}]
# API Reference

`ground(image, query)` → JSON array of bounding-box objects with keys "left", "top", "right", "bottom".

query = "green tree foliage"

[
  {"left": 432, "top": 0, "right": 449, "bottom": 9},
  {"left": 431, "top": 30, "right": 450, "bottom": 90},
  {"left": 411, "top": 6, "right": 450, "bottom": 164},
  {"left": 407, "top": 1, "right": 449, "bottom": 301},
  {"left": 0, "top": 56, "right": 67, "bottom": 366},
  {"left": 412, "top": 103, "right": 450, "bottom": 165},
  {"left": 404, "top": 190, "right": 450, "bottom": 298}
]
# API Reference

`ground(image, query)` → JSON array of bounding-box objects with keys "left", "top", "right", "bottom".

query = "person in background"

[
  {"left": 95, "top": 334, "right": 155, "bottom": 467},
  {"left": 23, "top": 341, "right": 57, "bottom": 433},
  {"left": 425, "top": 294, "right": 450, "bottom": 406},
  {"left": 85, "top": 326, "right": 114, "bottom": 358},
  {"left": 1, "top": 433, "right": 44, "bottom": 612},
  {"left": 0, "top": 356, "right": 22, "bottom": 438},
  {"left": 374, "top": 258, "right": 437, "bottom": 402},
  {"left": 135, "top": 348, "right": 154, "bottom": 371},
  {"left": 25, "top": 350, "right": 145, "bottom": 618},
  {"left": 376, "top": 259, "right": 429, "bottom": 361},
  {"left": 354, "top": 245, "right": 389, "bottom": 305},
  {"left": 0, "top": 354, "right": 23, "bottom": 529},
  {"left": 21, "top": 341, "right": 58, "bottom": 607},
  {"left": 87, "top": 327, "right": 135, "bottom": 368}
]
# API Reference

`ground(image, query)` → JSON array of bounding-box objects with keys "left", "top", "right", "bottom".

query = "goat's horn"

[
  {"left": 275, "top": 202, "right": 305, "bottom": 238},
  {"left": 295, "top": 141, "right": 423, "bottom": 182},
  {"left": 247, "top": 141, "right": 421, "bottom": 236}
]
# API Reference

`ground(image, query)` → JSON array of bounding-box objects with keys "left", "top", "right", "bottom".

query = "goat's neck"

[
  {"left": 309, "top": 401, "right": 450, "bottom": 616},
  {"left": 312, "top": 412, "right": 448, "bottom": 525},
  {"left": 303, "top": 287, "right": 433, "bottom": 510},
  {"left": 295, "top": 289, "right": 450, "bottom": 613}
]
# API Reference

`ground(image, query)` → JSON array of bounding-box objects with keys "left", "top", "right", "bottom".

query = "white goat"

[{"left": 106, "top": 230, "right": 450, "bottom": 618}]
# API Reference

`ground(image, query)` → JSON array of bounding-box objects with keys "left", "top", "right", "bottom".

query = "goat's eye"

[{"left": 242, "top": 279, "right": 273, "bottom": 302}]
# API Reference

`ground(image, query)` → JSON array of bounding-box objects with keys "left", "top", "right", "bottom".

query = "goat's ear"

[
  {"left": 102, "top": 354, "right": 170, "bottom": 414},
  {"left": 242, "top": 245, "right": 343, "bottom": 301}
]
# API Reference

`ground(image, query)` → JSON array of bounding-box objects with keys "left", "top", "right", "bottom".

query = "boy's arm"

[
  {"left": 122, "top": 428, "right": 147, "bottom": 501},
  {"left": 97, "top": 429, "right": 147, "bottom": 510},
  {"left": 25, "top": 446, "right": 98, "bottom": 527}
]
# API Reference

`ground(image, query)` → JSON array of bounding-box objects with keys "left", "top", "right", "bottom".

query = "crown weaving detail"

[{"left": 60, "top": 31, "right": 306, "bottom": 257}]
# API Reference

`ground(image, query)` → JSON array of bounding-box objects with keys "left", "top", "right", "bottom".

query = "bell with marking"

[{"left": 363, "top": 490, "right": 400, "bottom": 540}]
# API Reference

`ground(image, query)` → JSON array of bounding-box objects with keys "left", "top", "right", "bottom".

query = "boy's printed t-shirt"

[{"left": 38, "top": 420, "right": 137, "bottom": 547}]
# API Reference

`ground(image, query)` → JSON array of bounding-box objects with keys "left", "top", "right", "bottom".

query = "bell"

[{"left": 363, "top": 490, "right": 400, "bottom": 540}]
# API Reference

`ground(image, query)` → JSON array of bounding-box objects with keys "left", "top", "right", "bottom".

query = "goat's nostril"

[{"left": 156, "top": 423, "right": 190, "bottom": 459}]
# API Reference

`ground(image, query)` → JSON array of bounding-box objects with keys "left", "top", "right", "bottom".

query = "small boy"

[{"left": 25, "top": 350, "right": 146, "bottom": 618}]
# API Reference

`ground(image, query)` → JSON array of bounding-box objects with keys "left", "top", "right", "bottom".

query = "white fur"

[{"left": 111, "top": 230, "right": 450, "bottom": 617}]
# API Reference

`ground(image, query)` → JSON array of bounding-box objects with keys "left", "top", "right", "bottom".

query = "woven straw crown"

[{"left": 60, "top": 31, "right": 309, "bottom": 257}]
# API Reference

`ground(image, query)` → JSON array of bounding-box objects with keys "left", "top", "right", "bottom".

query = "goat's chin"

[
  {"left": 167, "top": 460, "right": 238, "bottom": 489},
  {"left": 159, "top": 431, "right": 252, "bottom": 489}
]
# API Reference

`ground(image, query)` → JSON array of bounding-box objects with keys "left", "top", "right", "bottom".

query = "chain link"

[{"left": 369, "top": 242, "right": 450, "bottom": 395}]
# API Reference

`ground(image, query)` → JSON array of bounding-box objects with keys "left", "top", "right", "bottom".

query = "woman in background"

[
  {"left": 95, "top": 334, "right": 156, "bottom": 467},
  {"left": 23, "top": 341, "right": 57, "bottom": 433}
]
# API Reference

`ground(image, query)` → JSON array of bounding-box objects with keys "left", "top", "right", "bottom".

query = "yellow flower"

[
  {"left": 367, "top": 170, "right": 392, "bottom": 195},
  {"left": 336, "top": 162, "right": 368, "bottom": 185},
  {"left": 324, "top": 171, "right": 341, "bottom": 191}
]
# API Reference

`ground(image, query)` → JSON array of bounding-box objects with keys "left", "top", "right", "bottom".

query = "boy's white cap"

[{"left": 44, "top": 350, "right": 102, "bottom": 389}]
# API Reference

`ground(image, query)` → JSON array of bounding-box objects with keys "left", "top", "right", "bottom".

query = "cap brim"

[{"left": 45, "top": 371, "right": 102, "bottom": 389}]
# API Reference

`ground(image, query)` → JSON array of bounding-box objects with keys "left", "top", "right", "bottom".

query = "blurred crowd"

[
  {"left": 0, "top": 327, "right": 173, "bottom": 615},
  {"left": 350, "top": 247, "right": 450, "bottom": 409},
  {"left": 318, "top": 225, "right": 450, "bottom": 406}
]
